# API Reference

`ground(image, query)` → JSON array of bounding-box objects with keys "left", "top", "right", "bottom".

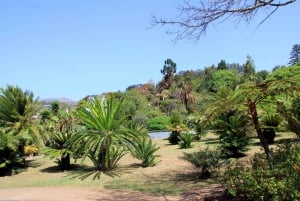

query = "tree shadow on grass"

[
  {"left": 123, "top": 167, "right": 220, "bottom": 195},
  {"left": 201, "top": 137, "right": 219, "bottom": 145},
  {"left": 62, "top": 163, "right": 140, "bottom": 181},
  {"left": 25, "top": 157, "right": 44, "bottom": 168},
  {"left": 39, "top": 163, "right": 92, "bottom": 173}
]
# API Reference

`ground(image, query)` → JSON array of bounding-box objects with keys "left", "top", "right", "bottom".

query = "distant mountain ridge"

[{"left": 41, "top": 97, "right": 78, "bottom": 105}]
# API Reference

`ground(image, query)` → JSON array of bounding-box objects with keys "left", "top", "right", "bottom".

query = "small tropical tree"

[
  {"left": 43, "top": 112, "right": 79, "bottom": 170},
  {"left": 214, "top": 111, "right": 252, "bottom": 157},
  {"left": 69, "top": 96, "right": 137, "bottom": 171}
]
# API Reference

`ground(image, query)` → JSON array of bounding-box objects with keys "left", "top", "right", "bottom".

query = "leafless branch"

[{"left": 151, "top": 0, "right": 296, "bottom": 41}]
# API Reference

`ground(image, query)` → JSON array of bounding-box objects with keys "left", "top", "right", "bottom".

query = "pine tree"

[{"left": 288, "top": 44, "right": 300, "bottom": 66}]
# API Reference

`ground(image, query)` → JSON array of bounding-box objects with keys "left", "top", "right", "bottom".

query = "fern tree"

[{"left": 204, "top": 84, "right": 276, "bottom": 167}]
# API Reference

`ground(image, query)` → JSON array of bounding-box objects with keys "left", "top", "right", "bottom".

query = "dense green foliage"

[
  {"left": 224, "top": 144, "right": 300, "bottom": 201},
  {"left": 214, "top": 112, "right": 252, "bottom": 158},
  {"left": 0, "top": 86, "right": 42, "bottom": 175}
]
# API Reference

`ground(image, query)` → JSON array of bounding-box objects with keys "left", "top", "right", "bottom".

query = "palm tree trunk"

[
  {"left": 100, "top": 143, "right": 108, "bottom": 171},
  {"left": 248, "top": 100, "right": 273, "bottom": 169},
  {"left": 60, "top": 154, "right": 70, "bottom": 170}
]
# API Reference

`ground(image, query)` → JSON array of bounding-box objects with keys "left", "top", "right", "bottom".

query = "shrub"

[
  {"left": 167, "top": 124, "right": 188, "bottom": 145},
  {"left": 178, "top": 131, "right": 194, "bottom": 149},
  {"left": 147, "top": 116, "right": 170, "bottom": 131},
  {"left": 214, "top": 112, "right": 252, "bottom": 158},
  {"left": 24, "top": 145, "right": 39, "bottom": 156},
  {"left": 0, "top": 129, "right": 24, "bottom": 176},
  {"left": 181, "top": 147, "right": 222, "bottom": 178},
  {"left": 224, "top": 143, "right": 300, "bottom": 201}
]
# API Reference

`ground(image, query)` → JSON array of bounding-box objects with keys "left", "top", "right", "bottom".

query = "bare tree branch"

[{"left": 151, "top": 0, "right": 296, "bottom": 41}]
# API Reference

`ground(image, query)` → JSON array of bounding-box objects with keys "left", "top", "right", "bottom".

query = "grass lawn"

[{"left": 0, "top": 132, "right": 295, "bottom": 196}]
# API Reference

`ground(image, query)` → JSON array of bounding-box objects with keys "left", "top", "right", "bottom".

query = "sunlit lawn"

[{"left": 0, "top": 132, "right": 295, "bottom": 195}]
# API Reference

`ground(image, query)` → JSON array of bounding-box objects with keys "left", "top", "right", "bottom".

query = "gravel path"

[{"left": 0, "top": 187, "right": 180, "bottom": 201}]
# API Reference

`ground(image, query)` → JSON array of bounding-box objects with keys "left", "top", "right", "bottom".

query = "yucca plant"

[{"left": 130, "top": 136, "right": 160, "bottom": 167}]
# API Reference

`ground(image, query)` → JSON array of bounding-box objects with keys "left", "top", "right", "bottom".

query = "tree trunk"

[
  {"left": 60, "top": 153, "right": 70, "bottom": 170},
  {"left": 100, "top": 143, "right": 108, "bottom": 171},
  {"left": 248, "top": 100, "right": 273, "bottom": 169}
]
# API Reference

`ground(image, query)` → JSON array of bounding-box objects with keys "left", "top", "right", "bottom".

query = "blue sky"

[{"left": 0, "top": 1, "right": 299, "bottom": 101}]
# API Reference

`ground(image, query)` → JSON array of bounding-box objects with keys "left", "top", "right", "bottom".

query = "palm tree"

[
  {"left": 178, "top": 78, "right": 195, "bottom": 113},
  {"left": 69, "top": 96, "right": 137, "bottom": 171}
]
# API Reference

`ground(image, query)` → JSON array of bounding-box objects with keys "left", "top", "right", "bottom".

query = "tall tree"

[
  {"left": 152, "top": 0, "right": 296, "bottom": 40},
  {"left": 159, "top": 59, "right": 177, "bottom": 90},
  {"left": 178, "top": 78, "right": 195, "bottom": 113},
  {"left": 217, "top": 59, "right": 227, "bottom": 70},
  {"left": 288, "top": 44, "right": 300, "bottom": 66},
  {"left": 241, "top": 55, "right": 256, "bottom": 83}
]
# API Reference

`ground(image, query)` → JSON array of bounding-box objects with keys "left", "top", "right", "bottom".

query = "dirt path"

[{"left": 0, "top": 187, "right": 180, "bottom": 201}]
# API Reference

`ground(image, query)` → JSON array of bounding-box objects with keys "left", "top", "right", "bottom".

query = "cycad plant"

[
  {"left": 0, "top": 86, "right": 43, "bottom": 174},
  {"left": 0, "top": 128, "right": 23, "bottom": 176},
  {"left": 261, "top": 112, "right": 282, "bottom": 144},
  {"left": 214, "top": 111, "right": 252, "bottom": 158},
  {"left": 130, "top": 136, "right": 160, "bottom": 167},
  {"left": 178, "top": 131, "right": 194, "bottom": 149},
  {"left": 43, "top": 112, "right": 79, "bottom": 170},
  {"left": 182, "top": 147, "right": 222, "bottom": 178},
  {"left": 69, "top": 96, "right": 137, "bottom": 171}
]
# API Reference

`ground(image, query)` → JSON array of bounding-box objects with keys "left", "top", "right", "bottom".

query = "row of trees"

[{"left": 0, "top": 88, "right": 160, "bottom": 176}]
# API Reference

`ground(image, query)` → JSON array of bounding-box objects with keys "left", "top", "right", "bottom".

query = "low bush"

[
  {"left": 147, "top": 116, "right": 170, "bottom": 131},
  {"left": 223, "top": 143, "right": 300, "bottom": 201},
  {"left": 181, "top": 147, "right": 223, "bottom": 178}
]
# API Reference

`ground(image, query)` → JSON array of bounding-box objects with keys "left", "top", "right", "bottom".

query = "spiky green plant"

[
  {"left": 178, "top": 131, "right": 194, "bottom": 149},
  {"left": 130, "top": 136, "right": 160, "bottom": 167},
  {"left": 42, "top": 113, "right": 79, "bottom": 170},
  {"left": 69, "top": 96, "right": 137, "bottom": 171}
]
